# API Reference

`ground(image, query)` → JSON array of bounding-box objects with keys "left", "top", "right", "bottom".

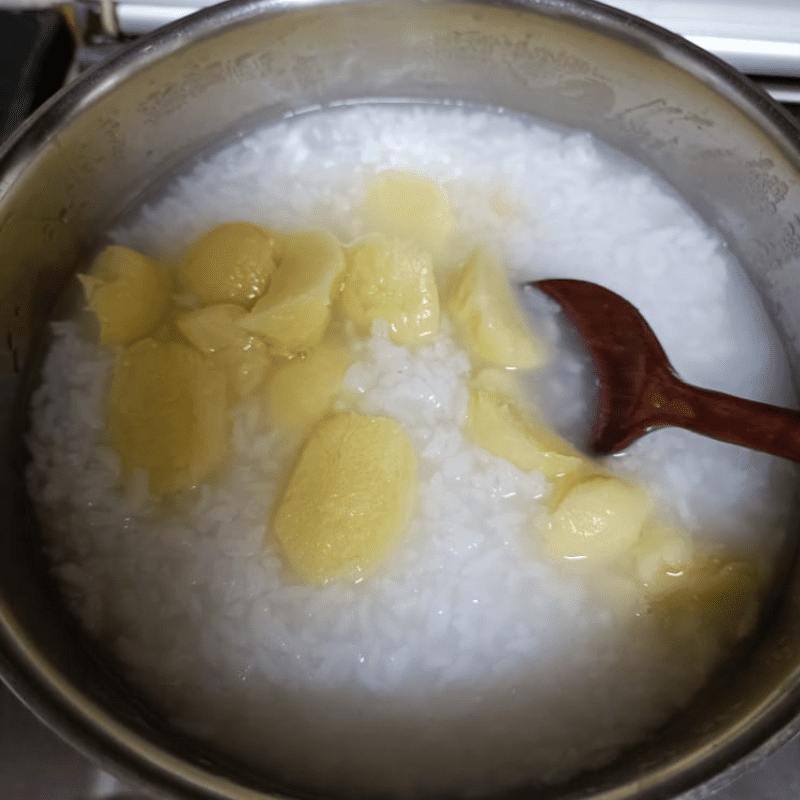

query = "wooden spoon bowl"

[{"left": 531, "top": 279, "right": 800, "bottom": 462}]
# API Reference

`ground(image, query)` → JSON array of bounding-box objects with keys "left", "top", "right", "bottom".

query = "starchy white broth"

[{"left": 26, "top": 104, "right": 800, "bottom": 796}]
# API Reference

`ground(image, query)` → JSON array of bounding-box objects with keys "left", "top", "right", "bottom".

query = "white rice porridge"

[{"left": 26, "top": 104, "right": 800, "bottom": 796}]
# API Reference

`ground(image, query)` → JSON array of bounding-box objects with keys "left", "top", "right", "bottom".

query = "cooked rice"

[{"left": 27, "top": 105, "right": 800, "bottom": 796}]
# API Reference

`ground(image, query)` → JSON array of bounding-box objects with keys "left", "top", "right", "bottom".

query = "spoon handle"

[{"left": 635, "top": 370, "right": 800, "bottom": 462}]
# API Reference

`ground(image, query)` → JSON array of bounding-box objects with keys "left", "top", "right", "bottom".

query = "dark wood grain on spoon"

[{"left": 531, "top": 279, "right": 800, "bottom": 462}]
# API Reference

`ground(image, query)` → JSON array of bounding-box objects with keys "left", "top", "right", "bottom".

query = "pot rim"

[{"left": 3, "top": 2, "right": 800, "bottom": 799}]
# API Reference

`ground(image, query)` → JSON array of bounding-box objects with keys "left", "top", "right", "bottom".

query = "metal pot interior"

[{"left": 2, "top": 1, "right": 800, "bottom": 798}]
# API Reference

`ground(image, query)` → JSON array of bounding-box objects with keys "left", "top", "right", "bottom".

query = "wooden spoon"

[{"left": 530, "top": 278, "right": 800, "bottom": 461}]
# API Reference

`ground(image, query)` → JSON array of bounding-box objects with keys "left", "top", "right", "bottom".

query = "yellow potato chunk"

[
  {"left": 274, "top": 413, "right": 417, "bottom": 585},
  {"left": 470, "top": 366, "right": 525, "bottom": 399},
  {"left": 449, "top": 247, "right": 546, "bottom": 369},
  {"left": 239, "top": 230, "right": 345, "bottom": 355},
  {"left": 466, "top": 385, "right": 583, "bottom": 479},
  {"left": 630, "top": 520, "right": 693, "bottom": 591},
  {"left": 180, "top": 222, "right": 278, "bottom": 304},
  {"left": 212, "top": 338, "right": 270, "bottom": 399},
  {"left": 176, "top": 303, "right": 269, "bottom": 398},
  {"left": 78, "top": 245, "right": 170, "bottom": 347},
  {"left": 653, "top": 558, "right": 762, "bottom": 645},
  {"left": 176, "top": 303, "right": 249, "bottom": 353},
  {"left": 544, "top": 476, "right": 652, "bottom": 562},
  {"left": 364, "top": 171, "right": 454, "bottom": 253},
  {"left": 340, "top": 235, "right": 439, "bottom": 345},
  {"left": 108, "top": 338, "right": 227, "bottom": 497},
  {"left": 266, "top": 346, "right": 353, "bottom": 430}
]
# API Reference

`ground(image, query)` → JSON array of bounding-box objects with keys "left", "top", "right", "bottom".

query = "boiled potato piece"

[
  {"left": 79, "top": 245, "right": 170, "bottom": 347},
  {"left": 630, "top": 520, "right": 693, "bottom": 591},
  {"left": 176, "top": 303, "right": 249, "bottom": 353},
  {"left": 266, "top": 345, "right": 353, "bottom": 430},
  {"left": 340, "top": 235, "right": 439, "bottom": 345},
  {"left": 470, "top": 366, "right": 525, "bottom": 399},
  {"left": 449, "top": 247, "right": 546, "bottom": 368},
  {"left": 239, "top": 230, "right": 345, "bottom": 354},
  {"left": 180, "top": 222, "right": 278, "bottom": 304},
  {"left": 176, "top": 303, "right": 270, "bottom": 398},
  {"left": 544, "top": 476, "right": 652, "bottom": 562},
  {"left": 466, "top": 385, "right": 584, "bottom": 480},
  {"left": 212, "top": 338, "right": 270, "bottom": 399},
  {"left": 364, "top": 171, "right": 454, "bottom": 254},
  {"left": 108, "top": 338, "right": 227, "bottom": 497},
  {"left": 274, "top": 412, "right": 417, "bottom": 585},
  {"left": 652, "top": 558, "right": 762, "bottom": 645}
]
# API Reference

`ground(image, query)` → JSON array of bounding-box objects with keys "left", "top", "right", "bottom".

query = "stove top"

[{"left": 1, "top": 2, "right": 800, "bottom": 799}]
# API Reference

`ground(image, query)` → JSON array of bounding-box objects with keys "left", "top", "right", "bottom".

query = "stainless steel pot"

[{"left": 2, "top": 1, "right": 800, "bottom": 798}]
